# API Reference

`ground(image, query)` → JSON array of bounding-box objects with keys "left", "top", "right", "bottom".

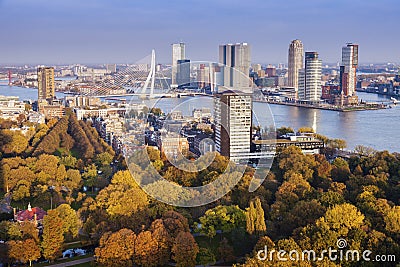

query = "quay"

[{"left": 253, "top": 99, "right": 388, "bottom": 112}]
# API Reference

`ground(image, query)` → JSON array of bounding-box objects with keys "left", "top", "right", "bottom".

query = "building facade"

[
  {"left": 340, "top": 43, "right": 359, "bottom": 96},
  {"left": 214, "top": 91, "right": 252, "bottom": 162},
  {"left": 219, "top": 43, "right": 251, "bottom": 92},
  {"left": 176, "top": 59, "right": 190, "bottom": 88},
  {"left": 288, "top": 39, "right": 304, "bottom": 97},
  {"left": 171, "top": 42, "right": 186, "bottom": 86},
  {"left": 37, "top": 67, "right": 55, "bottom": 104},
  {"left": 298, "top": 52, "right": 322, "bottom": 102}
]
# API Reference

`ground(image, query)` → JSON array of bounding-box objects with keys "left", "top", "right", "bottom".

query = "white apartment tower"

[
  {"left": 171, "top": 42, "right": 186, "bottom": 87},
  {"left": 298, "top": 52, "right": 322, "bottom": 101}
]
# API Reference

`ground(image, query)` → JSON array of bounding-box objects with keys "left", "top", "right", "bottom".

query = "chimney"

[
  {"left": 13, "top": 208, "right": 17, "bottom": 221},
  {"left": 34, "top": 214, "right": 37, "bottom": 226}
]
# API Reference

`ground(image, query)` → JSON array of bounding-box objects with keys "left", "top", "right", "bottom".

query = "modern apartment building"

[
  {"left": 298, "top": 52, "right": 322, "bottom": 101},
  {"left": 288, "top": 39, "right": 304, "bottom": 97},
  {"left": 340, "top": 43, "right": 359, "bottom": 96}
]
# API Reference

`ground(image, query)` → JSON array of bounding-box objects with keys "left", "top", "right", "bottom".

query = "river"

[{"left": 0, "top": 83, "right": 398, "bottom": 152}]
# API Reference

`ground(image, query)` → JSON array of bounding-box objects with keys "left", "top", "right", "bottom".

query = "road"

[{"left": 43, "top": 256, "right": 94, "bottom": 267}]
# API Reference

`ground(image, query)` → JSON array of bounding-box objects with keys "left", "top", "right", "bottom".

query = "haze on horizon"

[{"left": 0, "top": 0, "right": 398, "bottom": 65}]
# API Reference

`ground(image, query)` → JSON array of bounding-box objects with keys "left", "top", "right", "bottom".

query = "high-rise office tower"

[
  {"left": 298, "top": 52, "right": 322, "bottom": 101},
  {"left": 218, "top": 43, "right": 251, "bottom": 92},
  {"left": 288, "top": 39, "right": 304, "bottom": 97},
  {"left": 171, "top": 42, "right": 185, "bottom": 86},
  {"left": 37, "top": 67, "right": 55, "bottom": 104},
  {"left": 214, "top": 91, "right": 252, "bottom": 162},
  {"left": 176, "top": 59, "right": 190, "bottom": 88},
  {"left": 340, "top": 43, "right": 359, "bottom": 96}
]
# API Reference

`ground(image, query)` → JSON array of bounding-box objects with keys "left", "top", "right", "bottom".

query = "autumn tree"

[
  {"left": 246, "top": 198, "right": 266, "bottom": 236},
  {"left": 55, "top": 204, "right": 81, "bottom": 238},
  {"left": 172, "top": 231, "right": 199, "bottom": 267},
  {"left": 134, "top": 231, "right": 160, "bottom": 267},
  {"left": 8, "top": 239, "right": 40, "bottom": 266},
  {"left": 41, "top": 209, "right": 64, "bottom": 262},
  {"left": 95, "top": 228, "right": 136, "bottom": 267}
]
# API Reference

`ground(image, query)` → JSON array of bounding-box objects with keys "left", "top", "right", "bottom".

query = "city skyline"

[{"left": 0, "top": 0, "right": 399, "bottom": 64}]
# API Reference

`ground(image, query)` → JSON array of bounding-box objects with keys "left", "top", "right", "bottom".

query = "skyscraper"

[
  {"left": 218, "top": 43, "right": 251, "bottom": 92},
  {"left": 288, "top": 39, "right": 304, "bottom": 97},
  {"left": 37, "top": 67, "right": 55, "bottom": 104},
  {"left": 176, "top": 59, "right": 190, "bottom": 88},
  {"left": 298, "top": 52, "right": 322, "bottom": 101},
  {"left": 214, "top": 91, "right": 252, "bottom": 162},
  {"left": 340, "top": 43, "right": 359, "bottom": 96},
  {"left": 171, "top": 42, "right": 185, "bottom": 87}
]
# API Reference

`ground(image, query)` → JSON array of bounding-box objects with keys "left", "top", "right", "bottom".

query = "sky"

[{"left": 0, "top": 0, "right": 399, "bottom": 65}]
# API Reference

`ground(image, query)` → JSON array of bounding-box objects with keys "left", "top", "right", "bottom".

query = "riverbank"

[{"left": 253, "top": 99, "right": 388, "bottom": 112}]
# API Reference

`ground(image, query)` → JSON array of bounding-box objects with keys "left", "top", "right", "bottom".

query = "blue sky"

[{"left": 0, "top": 0, "right": 398, "bottom": 64}]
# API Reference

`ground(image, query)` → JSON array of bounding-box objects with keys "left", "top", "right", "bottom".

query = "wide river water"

[{"left": 0, "top": 83, "right": 398, "bottom": 152}]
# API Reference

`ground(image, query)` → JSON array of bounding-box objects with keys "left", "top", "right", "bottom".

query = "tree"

[
  {"left": 196, "top": 205, "right": 246, "bottom": 239},
  {"left": 323, "top": 203, "right": 365, "bottom": 236},
  {"left": 196, "top": 247, "right": 216, "bottom": 266},
  {"left": 172, "top": 231, "right": 199, "bottom": 267},
  {"left": 298, "top": 127, "right": 314, "bottom": 133},
  {"left": 95, "top": 229, "right": 136, "bottom": 267},
  {"left": 276, "top": 127, "right": 294, "bottom": 137},
  {"left": 55, "top": 204, "right": 81, "bottom": 238},
  {"left": 41, "top": 209, "right": 64, "bottom": 262},
  {"left": 246, "top": 198, "right": 266, "bottom": 236},
  {"left": 8, "top": 239, "right": 40, "bottom": 266},
  {"left": 150, "top": 219, "right": 173, "bottom": 265},
  {"left": 384, "top": 206, "right": 400, "bottom": 234},
  {"left": 162, "top": 210, "right": 190, "bottom": 238},
  {"left": 95, "top": 184, "right": 148, "bottom": 216},
  {"left": 134, "top": 231, "right": 160, "bottom": 267},
  {"left": 95, "top": 152, "right": 113, "bottom": 166},
  {"left": 1, "top": 130, "right": 28, "bottom": 155}
]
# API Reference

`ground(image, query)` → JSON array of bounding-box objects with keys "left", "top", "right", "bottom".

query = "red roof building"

[{"left": 15, "top": 203, "right": 47, "bottom": 223}]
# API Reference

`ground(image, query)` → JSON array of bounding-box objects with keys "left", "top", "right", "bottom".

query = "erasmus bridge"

[{"left": 81, "top": 50, "right": 208, "bottom": 99}]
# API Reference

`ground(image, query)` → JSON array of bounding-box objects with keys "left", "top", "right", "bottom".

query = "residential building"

[
  {"left": 298, "top": 52, "right": 322, "bottom": 101},
  {"left": 37, "top": 67, "right": 55, "bottom": 104},
  {"left": 340, "top": 43, "right": 359, "bottom": 96},
  {"left": 214, "top": 90, "right": 252, "bottom": 162},
  {"left": 288, "top": 39, "right": 304, "bottom": 97}
]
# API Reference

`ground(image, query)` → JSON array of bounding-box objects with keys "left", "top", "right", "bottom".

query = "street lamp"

[{"left": 48, "top": 186, "right": 55, "bottom": 209}]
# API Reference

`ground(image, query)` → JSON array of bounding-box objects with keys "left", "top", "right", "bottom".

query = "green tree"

[
  {"left": 95, "top": 152, "right": 113, "bottom": 166},
  {"left": 196, "top": 205, "right": 246, "bottom": 238},
  {"left": 196, "top": 247, "right": 216, "bottom": 266}
]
